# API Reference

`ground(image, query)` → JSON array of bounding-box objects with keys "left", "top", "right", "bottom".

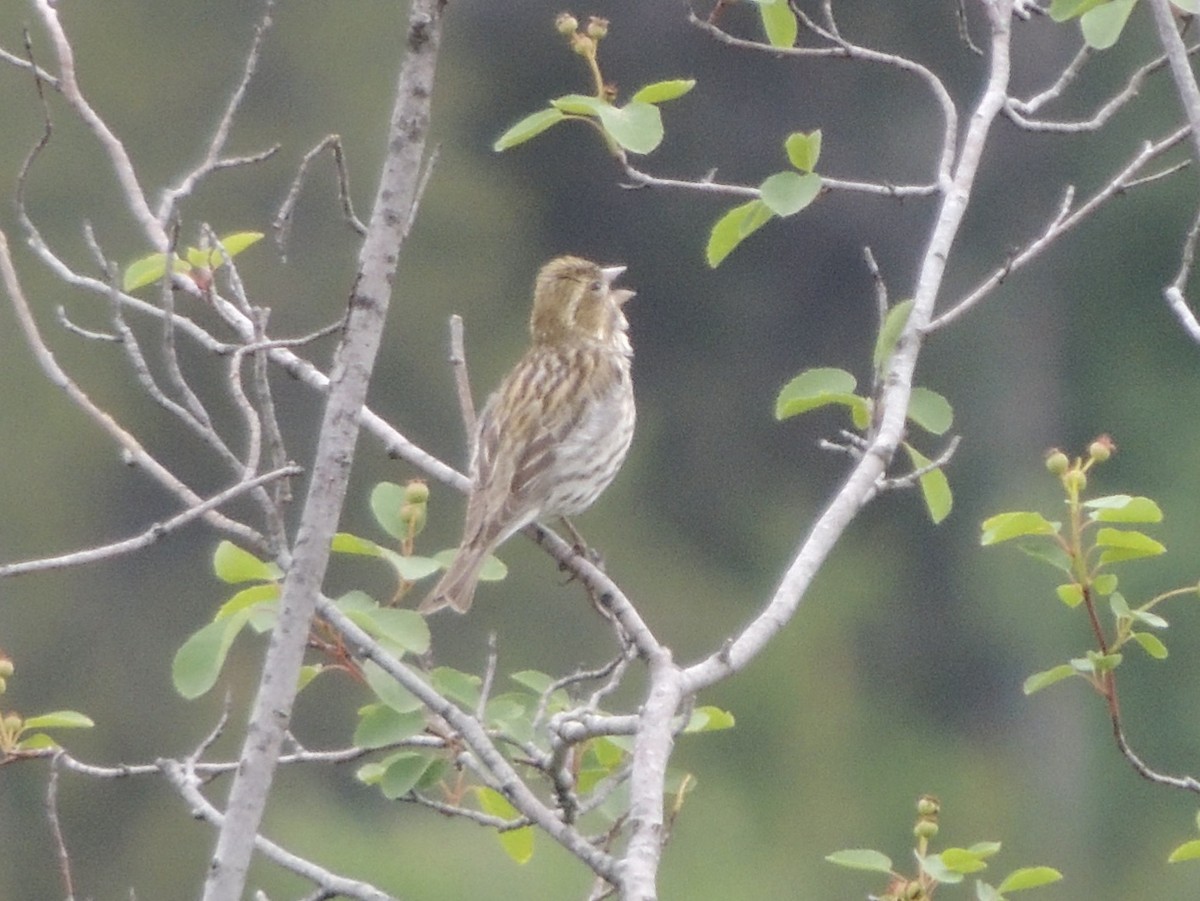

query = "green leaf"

[
  {"left": 976, "top": 882, "right": 1002, "bottom": 901},
  {"left": 1132, "top": 608, "right": 1169, "bottom": 629},
  {"left": 759, "top": 0, "right": 799, "bottom": 47},
  {"left": 1048, "top": 0, "right": 1109, "bottom": 20},
  {"left": 596, "top": 101, "right": 664, "bottom": 154},
  {"left": 380, "top": 752, "right": 434, "bottom": 800},
  {"left": 874, "top": 299, "right": 915, "bottom": 374},
  {"left": 1023, "top": 664, "right": 1077, "bottom": 694},
  {"left": 684, "top": 706, "right": 736, "bottom": 732},
  {"left": 904, "top": 444, "right": 952, "bottom": 524},
  {"left": 921, "top": 854, "right": 965, "bottom": 884},
  {"left": 370, "top": 482, "right": 408, "bottom": 540},
  {"left": 1174, "top": 0, "right": 1200, "bottom": 12},
  {"left": 706, "top": 198, "right": 774, "bottom": 267},
  {"left": 378, "top": 549, "right": 443, "bottom": 581},
  {"left": 189, "top": 232, "right": 264, "bottom": 269},
  {"left": 1169, "top": 838, "right": 1200, "bottom": 863},
  {"left": 331, "top": 532, "right": 383, "bottom": 557},
  {"left": 1095, "top": 527, "right": 1166, "bottom": 563},
  {"left": 630, "top": 78, "right": 696, "bottom": 104},
  {"left": 552, "top": 93, "right": 607, "bottom": 116},
  {"left": 22, "top": 711, "right": 94, "bottom": 730},
  {"left": 361, "top": 660, "right": 423, "bottom": 714},
  {"left": 494, "top": 107, "right": 567, "bottom": 151},
  {"left": 996, "top": 866, "right": 1063, "bottom": 891},
  {"left": 1056, "top": 583, "right": 1083, "bottom": 608},
  {"left": 1017, "top": 541, "right": 1072, "bottom": 573},
  {"left": 980, "top": 511, "right": 1059, "bottom": 545},
  {"left": 940, "top": 847, "right": 989, "bottom": 874},
  {"left": 432, "top": 548, "right": 507, "bottom": 581},
  {"left": 967, "top": 842, "right": 1002, "bottom": 860},
  {"left": 775, "top": 367, "right": 861, "bottom": 420},
  {"left": 477, "top": 787, "right": 534, "bottom": 864},
  {"left": 1093, "top": 572, "right": 1119, "bottom": 595},
  {"left": 215, "top": 583, "right": 279, "bottom": 620},
  {"left": 213, "top": 540, "right": 281, "bottom": 584},
  {"left": 759, "top": 171, "right": 822, "bottom": 217},
  {"left": 353, "top": 606, "right": 431, "bottom": 655},
  {"left": 785, "top": 130, "right": 822, "bottom": 172},
  {"left": 1131, "top": 631, "right": 1168, "bottom": 659},
  {"left": 907, "top": 387, "right": 953, "bottom": 435},
  {"left": 1085, "top": 495, "right": 1163, "bottom": 523},
  {"left": 1080, "top": 650, "right": 1123, "bottom": 673},
  {"left": 511, "top": 670, "right": 555, "bottom": 693},
  {"left": 431, "top": 667, "right": 482, "bottom": 708},
  {"left": 1081, "top": 0, "right": 1136, "bottom": 49},
  {"left": 123, "top": 254, "right": 168, "bottom": 292},
  {"left": 824, "top": 848, "right": 894, "bottom": 873},
  {"left": 172, "top": 609, "right": 252, "bottom": 699},
  {"left": 354, "top": 703, "right": 426, "bottom": 749}
]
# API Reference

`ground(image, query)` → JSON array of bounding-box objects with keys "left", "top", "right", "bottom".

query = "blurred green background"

[{"left": 3, "top": 1, "right": 1200, "bottom": 898}]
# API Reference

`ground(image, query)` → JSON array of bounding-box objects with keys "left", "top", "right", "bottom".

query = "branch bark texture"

[{"left": 200, "top": 4, "right": 445, "bottom": 898}]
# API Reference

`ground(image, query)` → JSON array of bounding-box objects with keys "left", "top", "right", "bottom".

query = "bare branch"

[
  {"left": 159, "top": 759, "right": 399, "bottom": 901},
  {"left": 0, "top": 465, "right": 300, "bottom": 578},
  {"left": 1148, "top": 0, "right": 1200, "bottom": 161},
  {"left": 448, "top": 314, "right": 477, "bottom": 445},
  {"left": 203, "top": 6, "right": 449, "bottom": 897},
  {"left": 930, "top": 126, "right": 1189, "bottom": 331},
  {"left": 0, "top": 230, "right": 271, "bottom": 553},
  {"left": 157, "top": 0, "right": 279, "bottom": 218},
  {"left": 33, "top": 0, "right": 167, "bottom": 249},
  {"left": 1163, "top": 202, "right": 1200, "bottom": 344},
  {"left": 46, "top": 757, "right": 76, "bottom": 901},
  {"left": 274, "top": 134, "right": 368, "bottom": 257}
]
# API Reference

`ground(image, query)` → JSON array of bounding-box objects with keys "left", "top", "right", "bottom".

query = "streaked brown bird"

[{"left": 421, "top": 255, "right": 636, "bottom": 614}]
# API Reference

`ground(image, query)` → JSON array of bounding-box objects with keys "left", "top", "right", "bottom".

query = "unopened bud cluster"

[
  {"left": 556, "top": 11, "right": 610, "bottom": 57},
  {"left": 1045, "top": 435, "right": 1116, "bottom": 495},
  {"left": 400, "top": 479, "right": 429, "bottom": 537}
]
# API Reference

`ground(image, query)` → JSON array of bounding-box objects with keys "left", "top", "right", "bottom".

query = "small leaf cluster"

[
  {"left": 742, "top": 0, "right": 800, "bottom": 49},
  {"left": 0, "top": 655, "right": 93, "bottom": 758},
  {"left": 171, "top": 480, "right": 735, "bottom": 863},
  {"left": 706, "top": 130, "right": 822, "bottom": 267},
  {"left": 354, "top": 664, "right": 731, "bottom": 863},
  {"left": 172, "top": 481, "right": 503, "bottom": 699},
  {"left": 827, "top": 796, "right": 1061, "bottom": 900},
  {"left": 980, "top": 438, "right": 1196, "bottom": 696},
  {"left": 1049, "top": 0, "right": 1196, "bottom": 50},
  {"left": 123, "top": 231, "right": 263, "bottom": 293},
  {"left": 494, "top": 13, "right": 694, "bottom": 156},
  {"left": 775, "top": 300, "right": 955, "bottom": 523}
]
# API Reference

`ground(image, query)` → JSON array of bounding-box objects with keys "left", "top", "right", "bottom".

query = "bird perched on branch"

[{"left": 420, "top": 255, "right": 637, "bottom": 615}]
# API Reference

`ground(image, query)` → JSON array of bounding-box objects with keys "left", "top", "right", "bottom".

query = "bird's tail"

[{"left": 419, "top": 548, "right": 487, "bottom": 615}]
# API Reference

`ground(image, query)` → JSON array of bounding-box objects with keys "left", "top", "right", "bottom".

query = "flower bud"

[
  {"left": 913, "top": 819, "right": 939, "bottom": 840},
  {"left": 555, "top": 12, "right": 578, "bottom": 36},
  {"left": 3, "top": 713, "right": 21, "bottom": 734},
  {"left": 916, "top": 795, "right": 939, "bottom": 817},
  {"left": 0, "top": 677, "right": 6, "bottom": 695},
  {"left": 586, "top": 16, "right": 609, "bottom": 39},
  {"left": 1044, "top": 450, "right": 1069, "bottom": 476},
  {"left": 1089, "top": 435, "right": 1115, "bottom": 463},
  {"left": 0, "top": 658, "right": 13, "bottom": 678},
  {"left": 404, "top": 480, "right": 430, "bottom": 504},
  {"left": 1064, "top": 469, "right": 1087, "bottom": 493}
]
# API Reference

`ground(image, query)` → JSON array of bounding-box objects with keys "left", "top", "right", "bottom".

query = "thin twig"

[
  {"left": 448, "top": 314, "right": 477, "bottom": 446},
  {"left": 0, "top": 465, "right": 300, "bottom": 578},
  {"left": 46, "top": 756, "right": 76, "bottom": 901},
  {"left": 273, "top": 134, "right": 367, "bottom": 257}
]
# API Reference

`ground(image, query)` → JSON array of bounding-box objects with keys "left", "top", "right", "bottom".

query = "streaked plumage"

[{"left": 420, "top": 256, "right": 636, "bottom": 615}]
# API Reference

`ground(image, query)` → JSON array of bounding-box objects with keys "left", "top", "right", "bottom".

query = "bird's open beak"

[
  {"left": 601, "top": 265, "right": 626, "bottom": 286},
  {"left": 601, "top": 265, "right": 635, "bottom": 305}
]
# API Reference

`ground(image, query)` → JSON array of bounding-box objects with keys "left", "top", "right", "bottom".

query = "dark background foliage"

[{"left": 2, "top": 1, "right": 1200, "bottom": 897}]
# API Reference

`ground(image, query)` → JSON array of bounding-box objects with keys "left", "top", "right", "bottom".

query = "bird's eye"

[{"left": 590, "top": 279, "right": 602, "bottom": 292}]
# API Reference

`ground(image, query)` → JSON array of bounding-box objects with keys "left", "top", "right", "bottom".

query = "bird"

[{"left": 420, "top": 255, "right": 636, "bottom": 614}]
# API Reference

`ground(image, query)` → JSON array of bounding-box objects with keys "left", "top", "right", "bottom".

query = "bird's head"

[{"left": 529, "top": 255, "right": 634, "bottom": 347}]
